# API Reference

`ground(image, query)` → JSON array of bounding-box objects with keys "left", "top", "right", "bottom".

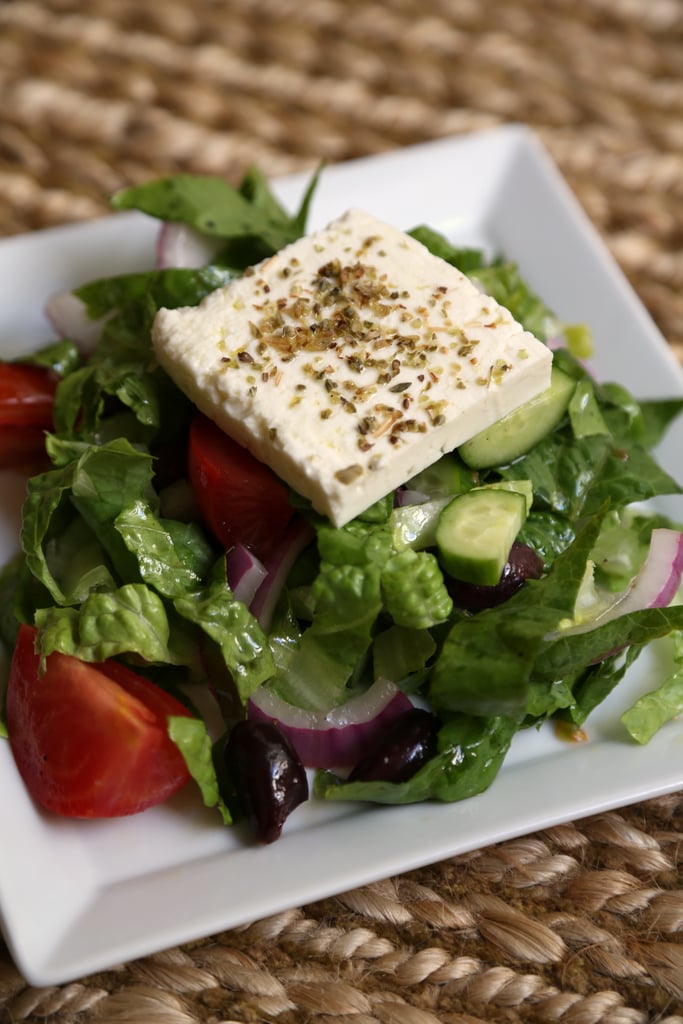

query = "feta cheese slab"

[{"left": 152, "top": 209, "right": 552, "bottom": 526}]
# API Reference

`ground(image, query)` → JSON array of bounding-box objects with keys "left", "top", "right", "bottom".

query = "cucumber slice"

[
  {"left": 406, "top": 454, "right": 477, "bottom": 498},
  {"left": 436, "top": 488, "right": 528, "bottom": 586},
  {"left": 484, "top": 478, "right": 533, "bottom": 514},
  {"left": 459, "top": 365, "right": 576, "bottom": 469}
]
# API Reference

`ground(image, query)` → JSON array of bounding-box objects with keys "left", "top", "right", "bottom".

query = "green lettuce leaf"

[
  {"left": 21, "top": 438, "right": 157, "bottom": 603},
  {"left": 115, "top": 500, "right": 210, "bottom": 599},
  {"left": 430, "top": 510, "right": 605, "bottom": 717},
  {"left": 620, "top": 630, "right": 683, "bottom": 743},
  {"left": 554, "top": 646, "right": 642, "bottom": 727},
  {"left": 568, "top": 379, "right": 610, "bottom": 438},
  {"left": 174, "top": 574, "right": 274, "bottom": 702},
  {"left": 35, "top": 583, "right": 182, "bottom": 665},
  {"left": 380, "top": 549, "right": 452, "bottom": 629},
  {"left": 270, "top": 562, "right": 383, "bottom": 710},
  {"left": 54, "top": 267, "right": 227, "bottom": 438},
  {"left": 372, "top": 625, "right": 436, "bottom": 690},
  {"left": 168, "top": 716, "right": 232, "bottom": 824}
]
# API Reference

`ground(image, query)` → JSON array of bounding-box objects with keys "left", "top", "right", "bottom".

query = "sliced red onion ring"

[
  {"left": 597, "top": 528, "right": 683, "bottom": 622},
  {"left": 558, "top": 528, "right": 683, "bottom": 644},
  {"left": 250, "top": 518, "right": 314, "bottom": 631},
  {"left": 248, "top": 676, "right": 413, "bottom": 769},
  {"left": 156, "top": 222, "right": 220, "bottom": 269},
  {"left": 226, "top": 543, "right": 268, "bottom": 607},
  {"left": 44, "top": 290, "right": 111, "bottom": 354}
]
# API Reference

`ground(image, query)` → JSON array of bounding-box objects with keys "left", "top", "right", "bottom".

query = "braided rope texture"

[
  {"left": 0, "top": 1, "right": 682, "bottom": 1021},
  {"left": 1, "top": 797, "right": 682, "bottom": 1022}
]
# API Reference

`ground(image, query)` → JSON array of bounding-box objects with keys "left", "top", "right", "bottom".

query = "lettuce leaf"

[
  {"left": 114, "top": 500, "right": 211, "bottom": 599},
  {"left": 620, "top": 631, "right": 683, "bottom": 743},
  {"left": 174, "top": 573, "right": 274, "bottom": 702},
  {"left": 21, "top": 438, "right": 157, "bottom": 603},
  {"left": 430, "top": 510, "right": 605, "bottom": 717},
  {"left": 34, "top": 583, "right": 181, "bottom": 665},
  {"left": 380, "top": 549, "right": 452, "bottom": 629},
  {"left": 168, "top": 716, "right": 232, "bottom": 824}
]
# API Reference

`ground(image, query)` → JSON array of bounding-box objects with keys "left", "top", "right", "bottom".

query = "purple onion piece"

[
  {"left": 248, "top": 677, "right": 414, "bottom": 769},
  {"left": 156, "top": 221, "right": 221, "bottom": 269},
  {"left": 249, "top": 518, "right": 314, "bottom": 631},
  {"left": 44, "top": 290, "right": 110, "bottom": 354},
  {"left": 226, "top": 543, "right": 268, "bottom": 607}
]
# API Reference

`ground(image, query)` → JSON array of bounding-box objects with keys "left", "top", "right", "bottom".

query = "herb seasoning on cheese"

[{"left": 152, "top": 209, "right": 552, "bottom": 526}]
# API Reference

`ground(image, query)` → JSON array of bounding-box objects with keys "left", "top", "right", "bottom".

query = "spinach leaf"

[
  {"left": 111, "top": 164, "right": 322, "bottom": 267},
  {"left": 17, "top": 339, "right": 82, "bottom": 377},
  {"left": 315, "top": 713, "right": 519, "bottom": 805},
  {"left": 537, "top": 607, "right": 683, "bottom": 687}
]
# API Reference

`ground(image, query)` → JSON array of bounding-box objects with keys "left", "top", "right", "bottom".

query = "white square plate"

[{"left": 1, "top": 125, "right": 682, "bottom": 986}]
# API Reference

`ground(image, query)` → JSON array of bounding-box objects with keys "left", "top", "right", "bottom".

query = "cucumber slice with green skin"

[
  {"left": 458, "top": 365, "right": 576, "bottom": 469},
  {"left": 406, "top": 454, "right": 477, "bottom": 498},
  {"left": 436, "top": 488, "right": 528, "bottom": 586},
  {"left": 483, "top": 478, "right": 533, "bottom": 514}
]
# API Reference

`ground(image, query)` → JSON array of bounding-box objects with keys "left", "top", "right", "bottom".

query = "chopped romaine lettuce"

[{"left": 2, "top": 167, "right": 683, "bottom": 837}]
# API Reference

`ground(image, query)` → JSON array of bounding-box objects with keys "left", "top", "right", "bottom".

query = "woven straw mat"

[{"left": 0, "top": 1, "right": 682, "bottom": 1022}]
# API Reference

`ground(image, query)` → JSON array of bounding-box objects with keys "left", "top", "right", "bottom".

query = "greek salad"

[{"left": 1, "top": 166, "right": 683, "bottom": 845}]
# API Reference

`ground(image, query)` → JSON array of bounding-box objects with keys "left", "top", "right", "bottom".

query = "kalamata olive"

[
  {"left": 348, "top": 707, "right": 441, "bottom": 784},
  {"left": 448, "top": 542, "right": 544, "bottom": 612},
  {"left": 223, "top": 719, "right": 308, "bottom": 843}
]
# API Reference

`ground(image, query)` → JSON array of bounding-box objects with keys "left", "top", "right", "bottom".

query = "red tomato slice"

[
  {"left": 0, "top": 363, "right": 57, "bottom": 427},
  {"left": 0, "top": 424, "right": 52, "bottom": 471},
  {"left": 188, "top": 413, "right": 295, "bottom": 561},
  {"left": 0, "top": 363, "right": 58, "bottom": 470},
  {"left": 6, "top": 625, "right": 193, "bottom": 818}
]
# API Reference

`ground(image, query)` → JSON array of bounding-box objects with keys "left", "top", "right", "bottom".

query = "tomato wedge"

[
  {"left": 6, "top": 625, "right": 193, "bottom": 818},
  {"left": 0, "top": 362, "right": 58, "bottom": 470},
  {"left": 188, "top": 413, "right": 295, "bottom": 561}
]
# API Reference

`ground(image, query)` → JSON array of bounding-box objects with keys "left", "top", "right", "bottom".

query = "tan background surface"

[{"left": 0, "top": 1, "right": 682, "bottom": 1021}]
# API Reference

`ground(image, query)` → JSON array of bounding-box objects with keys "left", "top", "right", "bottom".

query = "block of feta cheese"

[{"left": 152, "top": 209, "right": 552, "bottom": 527}]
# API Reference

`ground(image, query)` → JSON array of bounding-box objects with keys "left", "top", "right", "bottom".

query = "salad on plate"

[{"left": 1, "top": 166, "right": 683, "bottom": 845}]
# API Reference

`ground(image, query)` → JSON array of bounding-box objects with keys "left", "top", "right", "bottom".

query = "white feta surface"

[{"left": 152, "top": 209, "right": 552, "bottom": 526}]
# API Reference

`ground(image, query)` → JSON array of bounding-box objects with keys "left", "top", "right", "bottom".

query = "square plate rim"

[{"left": 1, "top": 124, "right": 682, "bottom": 986}]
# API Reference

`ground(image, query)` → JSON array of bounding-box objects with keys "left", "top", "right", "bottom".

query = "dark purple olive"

[
  {"left": 223, "top": 719, "right": 308, "bottom": 843},
  {"left": 448, "top": 542, "right": 544, "bottom": 612},
  {"left": 348, "top": 707, "right": 441, "bottom": 784}
]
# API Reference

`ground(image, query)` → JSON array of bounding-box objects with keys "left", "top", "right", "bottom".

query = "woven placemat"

[{"left": 0, "top": 1, "right": 682, "bottom": 1021}]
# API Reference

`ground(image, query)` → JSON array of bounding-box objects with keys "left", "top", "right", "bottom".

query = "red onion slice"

[
  {"left": 44, "top": 290, "right": 110, "bottom": 354},
  {"left": 248, "top": 677, "right": 413, "bottom": 769},
  {"left": 226, "top": 543, "right": 268, "bottom": 607},
  {"left": 558, "top": 528, "right": 683, "bottom": 645},
  {"left": 250, "top": 518, "right": 314, "bottom": 631},
  {"left": 597, "top": 528, "right": 683, "bottom": 622},
  {"left": 156, "top": 222, "right": 220, "bottom": 269}
]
